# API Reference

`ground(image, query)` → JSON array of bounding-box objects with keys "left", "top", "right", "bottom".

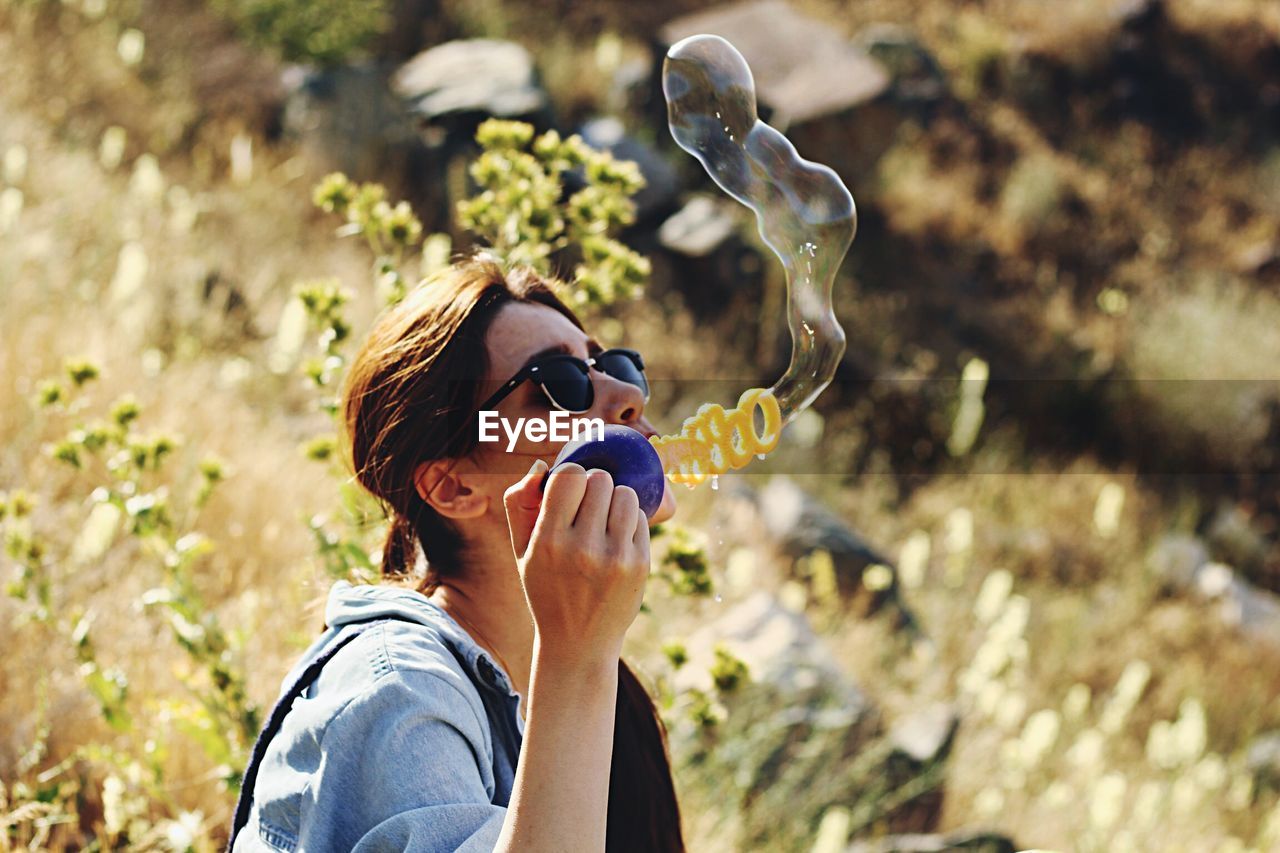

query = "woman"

[{"left": 228, "top": 258, "right": 686, "bottom": 852}]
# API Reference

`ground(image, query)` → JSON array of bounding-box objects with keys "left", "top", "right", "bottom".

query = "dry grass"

[
  {"left": 811, "top": 463, "right": 1280, "bottom": 850},
  {"left": 3, "top": 0, "right": 1280, "bottom": 850},
  {"left": 0, "top": 2, "right": 375, "bottom": 833}
]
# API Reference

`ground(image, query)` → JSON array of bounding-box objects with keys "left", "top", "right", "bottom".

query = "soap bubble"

[{"left": 663, "top": 35, "right": 855, "bottom": 425}]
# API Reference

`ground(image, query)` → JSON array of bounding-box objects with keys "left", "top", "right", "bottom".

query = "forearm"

[{"left": 493, "top": 640, "right": 619, "bottom": 853}]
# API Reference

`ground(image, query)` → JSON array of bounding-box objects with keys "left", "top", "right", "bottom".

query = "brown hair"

[{"left": 340, "top": 257, "right": 685, "bottom": 852}]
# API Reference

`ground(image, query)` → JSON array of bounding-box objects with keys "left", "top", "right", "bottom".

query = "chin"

[{"left": 651, "top": 480, "right": 678, "bottom": 524}]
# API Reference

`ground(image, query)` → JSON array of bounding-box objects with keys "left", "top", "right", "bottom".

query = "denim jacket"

[{"left": 231, "top": 581, "right": 525, "bottom": 852}]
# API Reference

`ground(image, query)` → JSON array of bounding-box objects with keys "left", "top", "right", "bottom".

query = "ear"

[{"left": 414, "top": 459, "right": 488, "bottom": 520}]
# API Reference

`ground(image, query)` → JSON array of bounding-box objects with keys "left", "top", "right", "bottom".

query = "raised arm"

[{"left": 495, "top": 460, "right": 651, "bottom": 853}]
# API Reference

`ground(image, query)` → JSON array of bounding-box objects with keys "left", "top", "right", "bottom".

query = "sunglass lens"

[
  {"left": 537, "top": 360, "right": 593, "bottom": 412},
  {"left": 597, "top": 351, "right": 649, "bottom": 398}
]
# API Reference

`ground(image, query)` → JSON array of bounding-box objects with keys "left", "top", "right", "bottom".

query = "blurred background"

[{"left": 2, "top": 0, "right": 1279, "bottom": 850}]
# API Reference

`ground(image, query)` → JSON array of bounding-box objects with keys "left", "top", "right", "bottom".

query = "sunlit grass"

[{"left": 2, "top": 0, "right": 1279, "bottom": 850}]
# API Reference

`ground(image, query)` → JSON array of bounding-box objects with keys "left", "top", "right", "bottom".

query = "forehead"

[{"left": 484, "top": 301, "right": 590, "bottom": 378}]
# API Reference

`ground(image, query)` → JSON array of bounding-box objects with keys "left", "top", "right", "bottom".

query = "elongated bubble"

[{"left": 663, "top": 34, "right": 855, "bottom": 424}]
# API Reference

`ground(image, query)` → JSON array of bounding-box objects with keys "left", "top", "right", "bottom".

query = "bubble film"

[{"left": 662, "top": 34, "right": 856, "bottom": 423}]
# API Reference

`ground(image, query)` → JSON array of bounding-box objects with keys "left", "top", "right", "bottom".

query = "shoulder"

[
  {"left": 260, "top": 618, "right": 497, "bottom": 798},
  {"left": 311, "top": 618, "right": 488, "bottom": 732},
  {"left": 245, "top": 618, "right": 503, "bottom": 851}
]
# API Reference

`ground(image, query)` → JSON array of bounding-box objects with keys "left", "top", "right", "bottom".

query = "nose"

[{"left": 591, "top": 368, "right": 646, "bottom": 426}]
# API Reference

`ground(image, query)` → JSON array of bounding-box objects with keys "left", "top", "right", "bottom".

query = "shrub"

[{"left": 205, "top": 0, "right": 391, "bottom": 65}]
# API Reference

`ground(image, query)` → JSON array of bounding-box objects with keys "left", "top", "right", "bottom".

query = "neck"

[{"left": 426, "top": 536, "right": 535, "bottom": 703}]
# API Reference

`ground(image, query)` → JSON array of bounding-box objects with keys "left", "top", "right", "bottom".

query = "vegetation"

[
  {"left": 2, "top": 0, "right": 1279, "bottom": 850},
  {"left": 206, "top": 0, "right": 391, "bottom": 65}
]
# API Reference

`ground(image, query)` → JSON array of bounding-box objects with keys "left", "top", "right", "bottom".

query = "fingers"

[
  {"left": 504, "top": 458, "right": 548, "bottom": 559},
  {"left": 531, "top": 465, "right": 648, "bottom": 576},
  {"left": 570, "top": 468, "right": 613, "bottom": 532},
  {"left": 606, "top": 484, "right": 639, "bottom": 539},
  {"left": 504, "top": 457, "right": 548, "bottom": 511},
  {"left": 539, "top": 463, "right": 589, "bottom": 529},
  {"left": 633, "top": 507, "right": 650, "bottom": 545}
]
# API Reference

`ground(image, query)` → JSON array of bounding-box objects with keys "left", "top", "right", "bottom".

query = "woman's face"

[{"left": 468, "top": 300, "right": 676, "bottom": 523}]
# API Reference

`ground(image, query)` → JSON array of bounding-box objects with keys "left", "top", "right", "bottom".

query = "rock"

[
  {"left": 385, "top": 39, "right": 557, "bottom": 230},
  {"left": 658, "top": 195, "right": 738, "bottom": 257},
  {"left": 1190, "top": 562, "right": 1280, "bottom": 646},
  {"left": 659, "top": 0, "right": 889, "bottom": 128},
  {"left": 1233, "top": 239, "right": 1280, "bottom": 279},
  {"left": 366, "top": 38, "right": 555, "bottom": 234},
  {"left": 1145, "top": 535, "right": 1280, "bottom": 643},
  {"left": 392, "top": 39, "right": 551, "bottom": 130},
  {"left": 1246, "top": 731, "right": 1280, "bottom": 793},
  {"left": 672, "top": 590, "right": 868, "bottom": 706},
  {"left": 758, "top": 477, "right": 883, "bottom": 566},
  {"left": 757, "top": 476, "right": 912, "bottom": 623},
  {"left": 1204, "top": 502, "right": 1269, "bottom": 575},
  {"left": 888, "top": 703, "right": 958, "bottom": 765},
  {"left": 667, "top": 591, "right": 944, "bottom": 849},
  {"left": 1145, "top": 533, "right": 1210, "bottom": 593},
  {"left": 656, "top": 0, "right": 896, "bottom": 180},
  {"left": 846, "top": 832, "right": 1018, "bottom": 853},
  {"left": 577, "top": 117, "right": 681, "bottom": 224}
]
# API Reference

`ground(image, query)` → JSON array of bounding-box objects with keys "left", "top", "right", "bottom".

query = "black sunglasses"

[{"left": 477, "top": 348, "right": 649, "bottom": 414}]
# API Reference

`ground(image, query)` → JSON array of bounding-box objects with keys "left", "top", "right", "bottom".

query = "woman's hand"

[{"left": 503, "top": 459, "right": 650, "bottom": 664}]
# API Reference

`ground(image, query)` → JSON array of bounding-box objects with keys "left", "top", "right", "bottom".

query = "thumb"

[{"left": 504, "top": 458, "right": 548, "bottom": 560}]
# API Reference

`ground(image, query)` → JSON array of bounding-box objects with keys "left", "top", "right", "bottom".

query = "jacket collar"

[{"left": 325, "top": 581, "right": 520, "bottom": 700}]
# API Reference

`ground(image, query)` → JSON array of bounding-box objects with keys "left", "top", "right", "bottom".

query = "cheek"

[
  {"left": 504, "top": 431, "right": 563, "bottom": 460},
  {"left": 470, "top": 434, "right": 558, "bottom": 483},
  {"left": 502, "top": 411, "right": 583, "bottom": 460},
  {"left": 652, "top": 479, "right": 677, "bottom": 524},
  {"left": 468, "top": 444, "right": 527, "bottom": 485}
]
